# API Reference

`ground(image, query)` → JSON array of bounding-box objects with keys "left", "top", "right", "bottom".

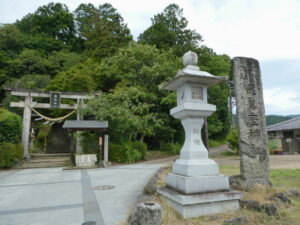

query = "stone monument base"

[
  {"left": 157, "top": 187, "right": 241, "bottom": 218},
  {"left": 166, "top": 173, "right": 230, "bottom": 194}
]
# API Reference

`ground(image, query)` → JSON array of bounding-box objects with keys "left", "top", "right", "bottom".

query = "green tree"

[
  {"left": 5, "top": 49, "right": 80, "bottom": 81},
  {"left": 85, "top": 43, "right": 183, "bottom": 146},
  {"left": 47, "top": 60, "right": 96, "bottom": 92},
  {"left": 138, "top": 4, "right": 202, "bottom": 56},
  {"left": 16, "top": 2, "right": 76, "bottom": 45},
  {"left": 86, "top": 84, "right": 163, "bottom": 142},
  {"left": 74, "top": 3, "right": 132, "bottom": 58},
  {"left": 74, "top": 3, "right": 98, "bottom": 35},
  {"left": 6, "top": 49, "right": 52, "bottom": 79},
  {"left": 196, "top": 47, "right": 232, "bottom": 140},
  {"left": 7, "top": 74, "right": 51, "bottom": 90},
  {"left": 21, "top": 33, "right": 68, "bottom": 54},
  {"left": 47, "top": 50, "right": 82, "bottom": 74},
  {"left": 0, "top": 24, "right": 23, "bottom": 57},
  {"left": 93, "top": 42, "right": 180, "bottom": 91},
  {"left": 0, "top": 25, "right": 23, "bottom": 99}
]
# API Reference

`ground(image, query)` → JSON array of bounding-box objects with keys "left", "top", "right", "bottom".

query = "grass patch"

[
  {"left": 144, "top": 151, "right": 173, "bottom": 161},
  {"left": 209, "top": 139, "right": 227, "bottom": 148},
  {"left": 270, "top": 169, "right": 300, "bottom": 189},
  {"left": 220, "top": 150, "right": 238, "bottom": 157},
  {"left": 146, "top": 165, "right": 300, "bottom": 225},
  {"left": 220, "top": 165, "right": 239, "bottom": 176}
]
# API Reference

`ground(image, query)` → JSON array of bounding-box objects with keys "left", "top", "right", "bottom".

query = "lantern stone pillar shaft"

[
  {"left": 181, "top": 117, "right": 206, "bottom": 159},
  {"left": 157, "top": 51, "right": 241, "bottom": 218}
]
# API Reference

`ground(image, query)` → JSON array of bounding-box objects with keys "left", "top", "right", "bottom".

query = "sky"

[{"left": 1, "top": 0, "right": 300, "bottom": 115}]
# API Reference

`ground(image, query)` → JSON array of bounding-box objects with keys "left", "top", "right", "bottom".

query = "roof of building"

[
  {"left": 267, "top": 117, "right": 300, "bottom": 132},
  {"left": 62, "top": 120, "right": 108, "bottom": 130}
]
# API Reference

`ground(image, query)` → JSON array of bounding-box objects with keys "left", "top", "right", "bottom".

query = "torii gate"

[{"left": 6, "top": 87, "right": 95, "bottom": 159}]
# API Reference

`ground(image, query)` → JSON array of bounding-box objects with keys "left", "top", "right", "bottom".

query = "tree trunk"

[{"left": 140, "top": 133, "right": 145, "bottom": 142}]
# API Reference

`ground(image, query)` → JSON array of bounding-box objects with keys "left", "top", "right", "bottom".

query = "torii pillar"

[{"left": 22, "top": 95, "right": 32, "bottom": 159}]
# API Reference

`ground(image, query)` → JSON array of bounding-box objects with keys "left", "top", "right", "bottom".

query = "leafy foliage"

[
  {"left": 0, "top": 142, "right": 16, "bottom": 168},
  {"left": 74, "top": 3, "right": 132, "bottom": 58},
  {"left": 0, "top": 2, "right": 234, "bottom": 160},
  {"left": 0, "top": 24, "right": 23, "bottom": 56},
  {"left": 6, "top": 49, "right": 51, "bottom": 78},
  {"left": 227, "top": 127, "right": 239, "bottom": 154},
  {"left": 108, "top": 142, "right": 143, "bottom": 163},
  {"left": 15, "top": 143, "right": 24, "bottom": 161},
  {"left": 138, "top": 5, "right": 231, "bottom": 141},
  {"left": 8, "top": 74, "right": 51, "bottom": 90},
  {"left": 16, "top": 3, "right": 76, "bottom": 47},
  {"left": 138, "top": 4, "right": 202, "bottom": 56},
  {"left": 125, "top": 147, "right": 142, "bottom": 163},
  {"left": 80, "top": 132, "right": 99, "bottom": 154},
  {"left": 0, "top": 108, "right": 22, "bottom": 144},
  {"left": 47, "top": 60, "right": 96, "bottom": 92},
  {"left": 130, "top": 141, "right": 147, "bottom": 160},
  {"left": 196, "top": 47, "right": 232, "bottom": 140},
  {"left": 85, "top": 43, "right": 181, "bottom": 145},
  {"left": 266, "top": 115, "right": 295, "bottom": 126},
  {"left": 160, "top": 142, "right": 181, "bottom": 155},
  {"left": 86, "top": 85, "right": 162, "bottom": 142}
]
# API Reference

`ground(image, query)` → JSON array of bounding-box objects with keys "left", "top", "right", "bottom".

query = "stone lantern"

[{"left": 158, "top": 51, "right": 241, "bottom": 218}]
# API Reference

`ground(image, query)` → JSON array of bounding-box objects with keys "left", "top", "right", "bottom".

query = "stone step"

[
  {"left": 31, "top": 153, "right": 70, "bottom": 158},
  {"left": 19, "top": 153, "right": 71, "bottom": 169},
  {"left": 18, "top": 162, "right": 67, "bottom": 169},
  {"left": 28, "top": 158, "right": 69, "bottom": 164}
]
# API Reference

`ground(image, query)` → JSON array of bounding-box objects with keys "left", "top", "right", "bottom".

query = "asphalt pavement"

[{"left": 0, "top": 164, "right": 164, "bottom": 225}]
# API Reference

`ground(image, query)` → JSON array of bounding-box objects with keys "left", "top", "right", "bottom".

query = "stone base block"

[
  {"left": 157, "top": 187, "right": 241, "bottom": 218},
  {"left": 166, "top": 173, "right": 229, "bottom": 194},
  {"left": 75, "top": 154, "right": 97, "bottom": 167},
  {"left": 172, "top": 159, "right": 219, "bottom": 176}
]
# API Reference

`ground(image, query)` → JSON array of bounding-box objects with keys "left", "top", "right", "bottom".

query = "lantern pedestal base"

[
  {"left": 172, "top": 158, "right": 220, "bottom": 176},
  {"left": 157, "top": 187, "right": 241, "bottom": 218},
  {"left": 166, "top": 173, "right": 229, "bottom": 194}
]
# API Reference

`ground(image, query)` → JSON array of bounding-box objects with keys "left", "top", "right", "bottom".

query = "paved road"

[
  {"left": 0, "top": 164, "right": 164, "bottom": 225},
  {"left": 1, "top": 151, "right": 299, "bottom": 225}
]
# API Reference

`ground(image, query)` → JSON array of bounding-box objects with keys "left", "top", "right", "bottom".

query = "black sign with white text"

[{"left": 50, "top": 92, "right": 61, "bottom": 108}]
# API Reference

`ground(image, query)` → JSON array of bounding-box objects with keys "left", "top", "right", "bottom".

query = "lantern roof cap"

[{"left": 162, "top": 51, "right": 227, "bottom": 90}]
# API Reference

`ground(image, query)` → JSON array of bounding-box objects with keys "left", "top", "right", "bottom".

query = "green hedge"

[
  {"left": 0, "top": 142, "right": 24, "bottom": 168},
  {"left": 0, "top": 142, "right": 16, "bottom": 168},
  {"left": 0, "top": 108, "right": 22, "bottom": 144},
  {"left": 108, "top": 141, "right": 147, "bottom": 163},
  {"left": 130, "top": 141, "right": 147, "bottom": 160},
  {"left": 15, "top": 143, "right": 24, "bottom": 161},
  {"left": 109, "top": 143, "right": 126, "bottom": 163}
]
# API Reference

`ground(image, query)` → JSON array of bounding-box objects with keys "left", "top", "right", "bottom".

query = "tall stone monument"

[
  {"left": 232, "top": 57, "right": 269, "bottom": 187},
  {"left": 158, "top": 51, "right": 241, "bottom": 218}
]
